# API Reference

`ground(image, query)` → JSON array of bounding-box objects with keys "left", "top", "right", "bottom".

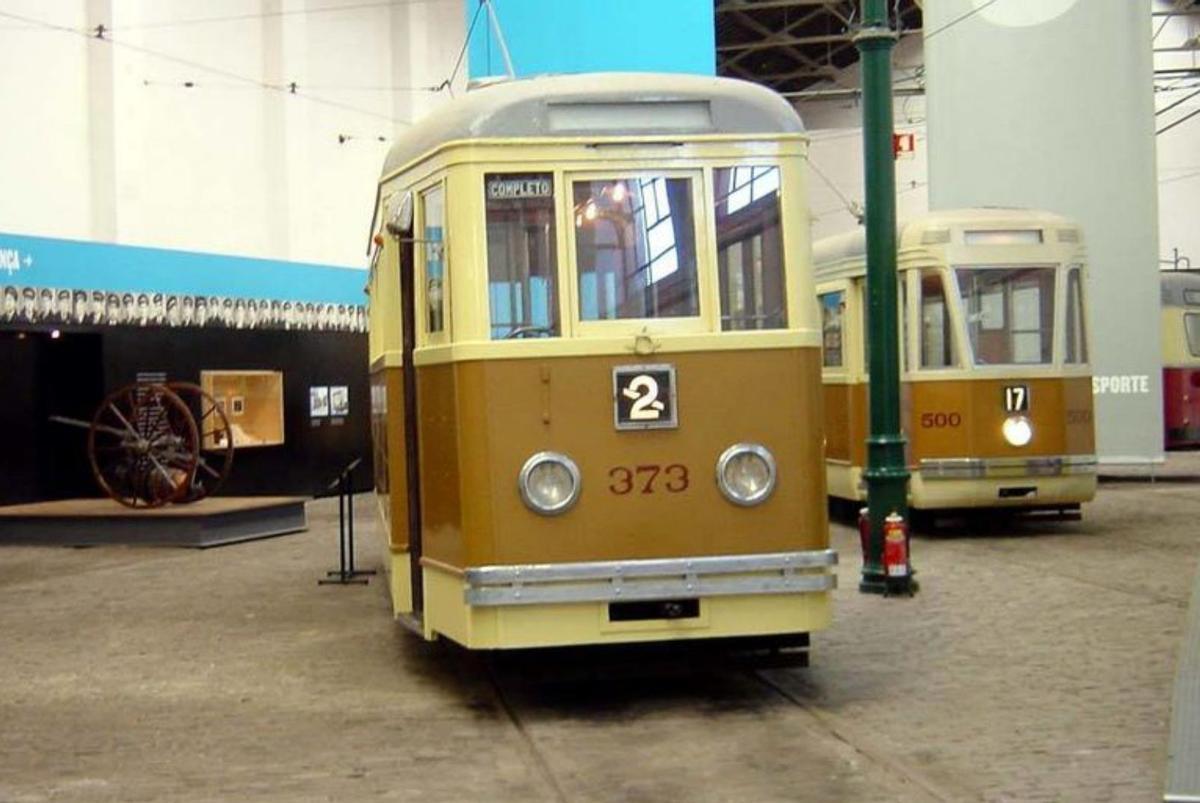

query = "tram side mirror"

[{"left": 385, "top": 191, "right": 414, "bottom": 237}]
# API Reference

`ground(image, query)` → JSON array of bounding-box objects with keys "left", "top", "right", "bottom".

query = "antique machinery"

[{"left": 50, "top": 381, "right": 234, "bottom": 508}]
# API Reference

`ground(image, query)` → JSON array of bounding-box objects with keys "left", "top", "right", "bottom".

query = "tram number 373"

[{"left": 608, "top": 464, "right": 690, "bottom": 495}]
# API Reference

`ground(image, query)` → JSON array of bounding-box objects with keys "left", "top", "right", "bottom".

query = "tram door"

[{"left": 398, "top": 237, "right": 425, "bottom": 614}]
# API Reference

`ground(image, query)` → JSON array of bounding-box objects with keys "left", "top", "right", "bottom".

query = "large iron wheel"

[
  {"left": 87, "top": 383, "right": 199, "bottom": 508},
  {"left": 167, "top": 381, "right": 234, "bottom": 502}
]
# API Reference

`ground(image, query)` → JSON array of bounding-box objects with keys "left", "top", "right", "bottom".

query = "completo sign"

[{"left": 487, "top": 177, "right": 552, "bottom": 200}]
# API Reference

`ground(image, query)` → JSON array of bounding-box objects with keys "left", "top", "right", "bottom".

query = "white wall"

[
  {"left": 0, "top": 0, "right": 464, "bottom": 269},
  {"left": 794, "top": 33, "right": 929, "bottom": 244}
]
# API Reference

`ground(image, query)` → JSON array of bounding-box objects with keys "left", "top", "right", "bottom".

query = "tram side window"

[
  {"left": 956, "top": 267, "right": 1056, "bottom": 365},
  {"left": 819, "top": 291, "right": 844, "bottom": 367},
  {"left": 1065, "top": 265, "right": 1088, "bottom": 364},
  {"left": 573, "top": 177, "right": 699, "bottom": 320},
  {"left": 484, "top": 174, "right": 559, "bottom": 339},
  {"left": 919, "top": 271, "right": 955, "bottom": 368},
  {"left": 1186, "top": 314, "right": 1200, "bottom": 358},
  {"left": 714, "top": 167, "right": 787, "bottom": 330},
  {"left": 422, "top": 186, "right": 446, "bottom": 335}
]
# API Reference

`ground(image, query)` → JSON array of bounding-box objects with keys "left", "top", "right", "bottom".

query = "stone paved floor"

[{"left": 1, "top": 459, "right": 1198, "bottom": 802}]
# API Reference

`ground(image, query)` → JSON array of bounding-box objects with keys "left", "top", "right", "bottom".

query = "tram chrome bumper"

[
  {"left": 463, "top": 549, "right": 838, "bottom": 607},
  {"left": 918, "top": 455, "right": 1097, "bottom": 480}
]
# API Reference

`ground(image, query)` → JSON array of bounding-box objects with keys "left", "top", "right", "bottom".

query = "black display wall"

[{"left": 0, "top": 325, "right": 372, "bottom": 506}]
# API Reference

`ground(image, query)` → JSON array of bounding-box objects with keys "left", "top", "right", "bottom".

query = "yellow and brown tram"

[
  {"left": 815, "top": 208, "right": 1096, "bottom": 513},
  {"left": 366, "top": 73, "right": 834, "bottom": 650}
]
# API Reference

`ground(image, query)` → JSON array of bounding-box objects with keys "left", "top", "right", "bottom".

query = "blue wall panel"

[
  {"left": 0, "top": 231, "right": 365, "bottom": 305},
  {"left": 467, "top": 0, "right": 714, "bottom": 79}
]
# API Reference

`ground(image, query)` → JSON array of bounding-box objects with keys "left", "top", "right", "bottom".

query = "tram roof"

[
  {"left": 1161, "top": 270, "right": 1200, "bottom": 306},
  {"left": 812, "top": 208, "right": 1077, "bottom": 268},
  {"left": 380, "top": 72, "right": 806, "bottom": 178}
]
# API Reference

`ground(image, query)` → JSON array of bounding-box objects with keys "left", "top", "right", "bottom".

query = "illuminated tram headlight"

[
  {"left": 1002, "top": 415, "right": 1034, "bottom": 447},
  {"left": 518, "top": 452, "right": 581, "bottom": 515},
  {"left": 716, "top": 443, "right": 777, "bottom": 506}
]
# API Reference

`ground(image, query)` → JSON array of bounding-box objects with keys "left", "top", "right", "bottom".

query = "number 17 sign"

[{"left": 613, "top": 364, "right": 678, "bottom": 431}]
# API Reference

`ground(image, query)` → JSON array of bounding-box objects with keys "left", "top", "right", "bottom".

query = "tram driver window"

[
  {"left": 957, "top": 267, "right": 1056, "bottom": 365},
  {"left": 919, "top": 270, "right": 955, "bottom": 368},
  {"left": 572, "top": 177, "right": 699, "bottom": 320},
  {"left": 421, "top": 186, "right": 446, "bottom": 335},
  {"left": 714, "top": 166, "right": 787, "bottom": 330},
  {"left": 485, "top": 173, "right": 559, "bottom": 339}
]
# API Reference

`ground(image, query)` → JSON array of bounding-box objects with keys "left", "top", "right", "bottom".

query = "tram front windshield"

[{"left": 956, "top": 266, "right": 1059, "bottom": 366}]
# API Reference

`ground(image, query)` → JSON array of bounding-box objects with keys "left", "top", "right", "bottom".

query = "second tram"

[
  {"left": 367, "top": 73, "right": 834, "bottom": 650},
  {"left": 815, "top": 208, "right": 1097, "bottom": 512},
  {"left": 1161, "top": 271, "right": 1200, "bottom": 449}
]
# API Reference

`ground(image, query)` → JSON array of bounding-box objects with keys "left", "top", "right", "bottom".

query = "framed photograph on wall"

[
  {"left": 310, "top": 386, "right": 330, "bottom": 418},
  {"left": 330, "top": 386, "right": 349, "bottom": 417}
]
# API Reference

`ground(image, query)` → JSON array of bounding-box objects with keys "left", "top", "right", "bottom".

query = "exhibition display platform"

[{"left": 0, "top": 496, "right": 307, "bottom": 548}]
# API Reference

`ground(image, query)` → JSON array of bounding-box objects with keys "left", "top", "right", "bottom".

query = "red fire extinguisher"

[{"left": 882, "top": 511, "right": 909, "bottom": 579}]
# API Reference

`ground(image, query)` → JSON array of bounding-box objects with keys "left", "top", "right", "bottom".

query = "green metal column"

[{"left": 855, "top": 0, "right": 914, "bottom": 595}]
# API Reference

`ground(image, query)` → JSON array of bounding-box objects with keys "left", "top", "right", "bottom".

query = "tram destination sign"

[
  {"left": 613, "top": 364, "right": 677, "bottom": 431},
  {"left": 486, "top": 176, "right": 552, "bottom": 200}
]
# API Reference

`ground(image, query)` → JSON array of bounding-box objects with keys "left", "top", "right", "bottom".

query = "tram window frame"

[
  {"left": 418, "top": 182, "right": 449, "bottom": 345},
  {"left": 1186, "top": 313, "right": 1200, "bottom": 358},
  {"left": 918, "top": 269, "right": 957, "bottom": 370},
  {"left": 713, "top": 165, "right": 788, "bottom": 331},
  {"left": 956, "top": 265, "right": 1057, "bottom": 366},
  {"left": 1064, "top": 265, "right": 1088, "bottom": 364},
  {"left": 818, "top": 290, "right": 845, "bottom": 368},
  {"left": 483, "top": 172, "right": 561, "bottom": 340},
  {"left": 566, "top": 169, "right": 709, "bottom": 335}
]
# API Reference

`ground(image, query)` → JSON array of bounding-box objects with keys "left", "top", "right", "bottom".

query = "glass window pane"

[
  {"left": 956, "top": 267, "right": 1056, "bottom": 365},
  {"left": 485, "top": 173, "right": 559, "bottom": 339},
  {"left": 422, "top": 186, "right": 445, "bottom": 334},
  {"left": 1065, "top": 265, "right": 1088, "bottom": 363},
  {"left": 920, "top": 270, "right": 955, "bottom": 368},
  {"left": 1186, "top": 313, "right": 1200, "bottom": 357},
  {"left": 573, "top": 177, "right": 699, "bottom": 321},
  {"left": 714, "top": 166, "right": 787, "bottom": 331},
  {"left": 819, "top": 291, "right": 844, "bottom": 367}
]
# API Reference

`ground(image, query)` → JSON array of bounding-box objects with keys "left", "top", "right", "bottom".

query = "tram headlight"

[
  {"left": 518, "top": 452, "right": 581, "bottom": 515},
  {"left": 1002, "top": 415, "right": 1034, "bottom": 447},
  {"left": 716, "top": 443, "right": 777, "bottom": 506}
]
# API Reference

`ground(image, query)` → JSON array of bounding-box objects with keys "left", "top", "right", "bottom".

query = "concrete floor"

[{"left": 2, "top": 459, "right": 1198, "bottom": 803}]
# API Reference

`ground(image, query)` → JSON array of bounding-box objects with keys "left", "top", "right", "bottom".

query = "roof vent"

[
  {"left": 920, "top": 229, "right": 951, "bottom": 245},
  {"left": 1057, "top": 229, "right": 1079, "bottom": 243}
]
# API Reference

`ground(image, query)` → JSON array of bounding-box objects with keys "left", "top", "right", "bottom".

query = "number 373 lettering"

[{"left": 608, "top": 464, "right": 689, "bottom": 495}]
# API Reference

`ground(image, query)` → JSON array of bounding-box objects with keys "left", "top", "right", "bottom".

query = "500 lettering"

[
  {"left": 920, "top": 412, "right": 962, "bottom": 428},
  {"left": 608, "top": 464, "right": 690, "bottom": 495}
]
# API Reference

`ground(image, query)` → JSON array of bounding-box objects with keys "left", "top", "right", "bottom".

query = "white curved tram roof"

[
  {"left": 1161, "top": 270, "right": 1200, "bottom": 307},
  {"left": 813, "top": 207, "right": 1079, "bottom": 271},
  {"left": 380, "top": 72, "right": 806, "bottom": 178}
]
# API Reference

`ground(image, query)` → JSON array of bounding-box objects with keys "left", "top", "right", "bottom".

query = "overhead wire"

[
  {"left": 110, "top": 0, "right": 452, "bottom": 32},
  {"left": 0, "top": 7, "right": 411, "bottom": 126}
]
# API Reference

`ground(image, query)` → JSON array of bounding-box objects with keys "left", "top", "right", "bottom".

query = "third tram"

[{"left": 1161, "top": 271, "right": 1200, "bottom": 449}]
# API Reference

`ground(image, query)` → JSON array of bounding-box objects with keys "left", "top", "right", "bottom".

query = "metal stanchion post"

[{"left": 319, "top": 457, "right": 375, "bottom": 586}]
